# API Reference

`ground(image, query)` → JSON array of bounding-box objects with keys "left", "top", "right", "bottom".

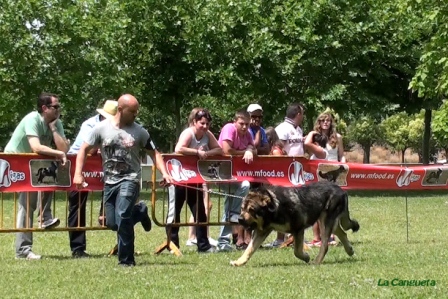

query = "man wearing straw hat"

[{"left": 67, "top": 99, "right": 118, "bottom": 258}]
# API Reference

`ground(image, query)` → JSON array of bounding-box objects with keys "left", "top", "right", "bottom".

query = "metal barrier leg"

[
  {"left": 154, "top": 225, "right": 182, "bottom": 256},
  {"left": 154, "top": 185, "right": 182, "bottom": 256}
]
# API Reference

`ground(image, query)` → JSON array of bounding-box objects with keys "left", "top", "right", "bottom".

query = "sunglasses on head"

[{"left": 195, "top": 109, "right": 212, "bottom": 121}]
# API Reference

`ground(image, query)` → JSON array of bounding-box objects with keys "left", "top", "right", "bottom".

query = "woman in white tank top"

[
  {"left": 168, "top": 108, "right": 223, "bottom": 253},
  {"left": 305, "top": 112, "right": 346, "bottom": 162},
  {"left": 305, "top": 112, "right": 345, "bottom": 247}
]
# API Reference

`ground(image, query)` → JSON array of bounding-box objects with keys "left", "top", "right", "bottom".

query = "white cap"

[{"left": 247, "top": 104, "right": 263, "bottom": 113}]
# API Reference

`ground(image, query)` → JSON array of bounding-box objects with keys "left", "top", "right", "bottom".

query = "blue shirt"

[
  {"left": 68, "top": 114, "right": 102, "bottom": 154},
  {"left": 249, "top": 126, "right": 268, "bottom": 147}
]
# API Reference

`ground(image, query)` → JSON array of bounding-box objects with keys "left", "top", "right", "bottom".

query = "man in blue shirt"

[{"left": 247, "top": 104, "right": 269, "bottom": 155}]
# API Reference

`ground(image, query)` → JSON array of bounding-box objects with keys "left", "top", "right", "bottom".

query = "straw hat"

[{"left": 96, "top": 100, "right": 118, "bottom": 119}]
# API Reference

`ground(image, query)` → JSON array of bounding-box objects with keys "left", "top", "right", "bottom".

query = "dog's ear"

[
  {"left": 249, "top": 183, "right": 265, "bottom": 193},
  {"left": 263, "top": 189, "right": 277, "bottom": 213}
]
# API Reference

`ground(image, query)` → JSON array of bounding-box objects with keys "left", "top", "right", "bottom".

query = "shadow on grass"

[
  {"left": 44, "top": 253, "right": 108, "bottom": 260},
  {"left": 137, "top": 260, "right": 198, "bottom": 266},
  {"left": 252, "top": 256, "right": 363, "bottom": 268}
]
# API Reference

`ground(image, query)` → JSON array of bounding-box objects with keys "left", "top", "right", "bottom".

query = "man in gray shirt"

[{"left": 73, "top": 94, "right": 173, "bottom": 266}]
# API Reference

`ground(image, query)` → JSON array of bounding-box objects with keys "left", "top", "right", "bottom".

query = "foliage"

[
  {"left": 409, "top": 1, "right": 448, "bottom": 99},
  {"left": 0, "top": 0, "right": 444, "bottom": 158},
  {"left": 432, "top": 100, "right": 448, "bottom": 151},
  {"left": 380, "top": 112, "right": 412, "bottom": 162}
]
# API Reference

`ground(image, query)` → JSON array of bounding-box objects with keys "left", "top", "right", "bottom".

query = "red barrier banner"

[
  {"left": 1, "top": 154, "right": 447, "bottom": 192},
  {"left": 163, "top": 154, "right": 448, "bottom": 190},
  {"left": 0, "top": 154, "right": 103, "bottom": 192}
]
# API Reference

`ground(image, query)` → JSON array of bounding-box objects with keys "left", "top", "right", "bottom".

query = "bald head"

[
  {"left": 117, "top": 94, "right": 139, "bottom": 126},
  {"left": 118, "top": 94, "right": 139, "bottom": 108}
]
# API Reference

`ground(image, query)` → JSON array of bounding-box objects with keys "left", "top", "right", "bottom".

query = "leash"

[{"left": 171, "top": 182, "right": 245, "bottom": 200}]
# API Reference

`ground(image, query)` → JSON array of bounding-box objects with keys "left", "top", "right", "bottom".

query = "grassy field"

[{"left": 0, "top": 189, "right": 446, "bottom": 299}]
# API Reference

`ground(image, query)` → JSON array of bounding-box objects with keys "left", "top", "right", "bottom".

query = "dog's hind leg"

[
  {"left": 333, "top": 224, "right": 354, "bottom": 257},
  {"left": 314, "top": 217, "right": 332, "bottom": 264},
  {"left": 292, "top": 230, "right": 310, "bottom": 263},
  {"left": 230, "top": 229, "right": 272, "bottom": 267}
]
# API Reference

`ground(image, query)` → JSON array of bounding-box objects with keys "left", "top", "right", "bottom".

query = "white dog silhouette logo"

[
  {"left": 0, "top": 159, "right": 11, "bottom": 188},
  {"left": 288, "top": 161, "right": 305, "bottom": 186},
  {"left": 396, "top": 169, "right": 413, "bottom": 187},
  {"left": 166, "top": 159, "right": 197, "bottom": 182}
]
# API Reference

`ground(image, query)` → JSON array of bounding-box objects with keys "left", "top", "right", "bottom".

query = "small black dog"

[
  {"left": 207, "top": 162, "right": 221, "bottom": 179},
  {"left": 36, "top": 161, "right": 58, "bottom": 184},
  {"left": 425, "top": 168, "right": 443, "bottom": 184},
  {"left": 319, "top": 165, "right": 346, "bottom": 182}
]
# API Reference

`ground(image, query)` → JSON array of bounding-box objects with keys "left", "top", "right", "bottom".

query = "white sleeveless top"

[
  {"left": 187, "top": 128, "right": 209, "bottom": 150},
  {"left": 310, "top": 149, "right": 329, "bottom": 160},
  {"left": 325, "top": 143, "right": 339, "bottom": 161}
]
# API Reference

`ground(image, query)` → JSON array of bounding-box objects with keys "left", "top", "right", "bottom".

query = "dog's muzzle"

[
  {"left": 238, "top": 216, "right": 257, "bottom": 230},
  {"left": 238, "top": 216, "right": 247, "bottom": 226}
]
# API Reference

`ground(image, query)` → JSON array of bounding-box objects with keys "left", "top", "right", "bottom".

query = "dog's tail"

[
  {"left": 339, "top": 193, "right": 360, "bottom": 233},
  {"left": 36, "top": 169, "right": 42, "bottom": 177}
]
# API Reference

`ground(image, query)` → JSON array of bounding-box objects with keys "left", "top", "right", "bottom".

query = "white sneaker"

[
  {"left": 217, "top": 244, "right": 234, "bottom": 252},
  {"left": 263, "top": 239, "right": 284, "bottom": 248},
  {"left": 200, "top": 247, "right": 217, "bottom": 254},
  {"left": 16, "top": 252, "right": 41, "bottom": 260},
  {"left": 186, "top": 239, "right": 197, "bottom": 246},
  {"left": 208, "top": 237, "right": 218, "bottom": 247},
  {"left": 40, "top": 218, "right": 60, "bottom": 229}
]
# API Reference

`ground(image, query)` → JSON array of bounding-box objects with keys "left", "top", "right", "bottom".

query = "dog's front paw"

[
  {"left": 230, "top": 259, "right": 245, "bottom": 267},
  {"left": 302, "top": 252, "right": 310, "bottom": 263}
]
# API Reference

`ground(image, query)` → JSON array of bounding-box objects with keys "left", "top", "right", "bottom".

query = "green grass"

[{"left": 0, "top": 190, "right": 447, "bottom": 299}]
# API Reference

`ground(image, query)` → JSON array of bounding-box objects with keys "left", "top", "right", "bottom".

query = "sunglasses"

[
  {"left": 47, "top": 104, "right": 61, "bottom": 110},
  {"left": 319, "top": 119, "right": 331, "bottom": 123},
  {"left": 195, "top": 110, "right": 212, "bottom": 121},
  {"left": 250, "top": 115, "right": 263, "bottom": 120}
]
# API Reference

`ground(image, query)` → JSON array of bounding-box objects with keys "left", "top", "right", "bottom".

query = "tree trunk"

[
  {"left": 363, "top": 144, "right": 371, "bottom": 164},
  {"left": 174, "top": 97, "right": 182, "bottom": 146},
  {"left": 422, "top": 109, "right": 432, "bottom": 165},
  {"left": 401, "top": 149, "right": 406, "bottom": 164}
]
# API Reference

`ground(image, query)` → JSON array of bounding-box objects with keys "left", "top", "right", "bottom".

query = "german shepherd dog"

[
  {"left": 36, "top": 161, "right": 59, "bottom": 184},
  {"left": 231, "top": 181, "right": 359, "bottom": 266},
  {"left": 318, "top": 165, "right": 346, "bottom": 183}
]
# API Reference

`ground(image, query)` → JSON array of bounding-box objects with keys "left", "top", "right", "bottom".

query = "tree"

[
  {"left": 346, "top": 115, "right": 382, "bottom": 163},
  {"left": 431, "top": 101, "right": 448, "bottom": 155},
  {"left": 0, "top": 0, "right": 131, "bottom": 144},
  {"left": 380, "top": 112, "right": 412, "bottom": 163}
]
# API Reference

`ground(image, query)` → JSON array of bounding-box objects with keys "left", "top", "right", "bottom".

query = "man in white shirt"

[{"left": 275, "top": 103, "right": 305, "bottom": 156}]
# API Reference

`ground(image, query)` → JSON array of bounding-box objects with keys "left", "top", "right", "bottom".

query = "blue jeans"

[
  {"left": 217, "top": 181, "right": 250, "bottom": 248},
  {"left": 103, "top": 180, "right": 140, "bottom": 265}
]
